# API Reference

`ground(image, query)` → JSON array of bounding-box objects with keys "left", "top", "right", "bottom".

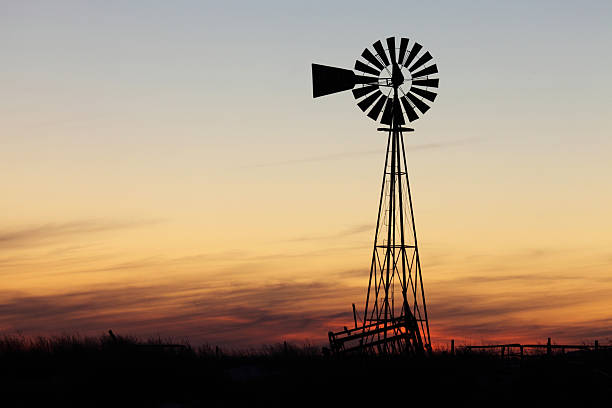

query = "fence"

[{"left": 449, "top": 338, "right": 611, "bottom": 359}]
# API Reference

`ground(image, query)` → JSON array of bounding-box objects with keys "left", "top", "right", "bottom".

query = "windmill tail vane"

[{"left": 312, "top": 36, "right": 439, "bottom": 355}]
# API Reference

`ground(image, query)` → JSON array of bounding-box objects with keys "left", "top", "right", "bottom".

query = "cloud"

[
  {"left": 289, "top": 223, "right": 372, "bottom": 242},
  {"left": 434, "top": 318, "right": 612, "bottom": 345},
  {"left": 428, "top": 289, "right": 592, "bottom": 321},
  {"left": 408, "top": 137, "right": 480, "bottom": 150},
  {"left": 426, "top": 278, "right": 612, "bottom": 344},
  {"left": 0, "top": 219, "right": 161, "bottom": 249},
  {"left": 245, "top": 150, "right": 381, "bottom": 168},
  {"left": 245, "top": 138, "right": 479, "bottom": 168},
  {"left": 1, "top": 234, "right": 610, "bottom": 347},
  {"left": 2, "top": 267, "right": 611, "bottom": 348},
  {"left": 0, "top": 280, "right": 363, "bottom": 347},
  {"left": 432, "top": 272, "right": 583, "bottom": 285}
]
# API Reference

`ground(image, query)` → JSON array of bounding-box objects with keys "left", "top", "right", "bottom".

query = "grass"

[{"left": 0, "top": 333, "right": 611, "bottom": 407}]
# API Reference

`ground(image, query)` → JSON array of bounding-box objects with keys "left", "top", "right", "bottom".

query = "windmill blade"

[
  {"left": 393, "top": 98, "right": 406, "bottom": 125},
  {"left": 398, "top": 38, "right": 409, "bottom": 65},
  {"left": 380, "top": 97, "right": 394, "bottom": 125},
  {"left": 361, "top": 48, "right": 385, "bottom": 71},
  {"left": 373, "top": 40, "right": 390, "bottom": 66},
  {"left": 409, "top": 51, "right": 432, "bottom": 73},
  {"left": 403, "top": 43, "right": 422, "bottom": 68},
  {"left": 352, "top": 84, "right": 378, "bottom": 99},
  {"left": 354, "top": 60, "right": 380, "bottom": 76},
  {"left": 411, "top": 64, "right": 438, "bottom": 79},
  {"left": 410, "top": 86, "right": 437, "bottom": 102},
  {"left": 312, "top": 63, "right": 357, "bottom": 98},
  {"left": 400, "top": 95, "right": 419, "bottom": 122},
  {"left": 367, "top": 94, "right": 387, "bottom": 121},
  {"left": 357, "top": 89, "right": 383, "bottom": 112},
  {"left": 386, "top": 37, "right": 397, "bottom": 64},
  {"left": 407, "top": 92, "right": 430, "bottom": 114},
  {"left": 412, "top": 78, "right": 439, "bottom": 88}
]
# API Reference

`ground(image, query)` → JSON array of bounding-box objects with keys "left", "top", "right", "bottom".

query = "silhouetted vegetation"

[{"left": 1, "top": 333, "right": 611, "bottom": 407}]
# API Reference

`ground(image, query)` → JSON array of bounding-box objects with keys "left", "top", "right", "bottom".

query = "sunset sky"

[{"left": 2, "top": 1, "right": 612, "bottom": 348}]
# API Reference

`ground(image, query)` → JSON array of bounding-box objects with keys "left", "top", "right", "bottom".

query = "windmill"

[{"left": 312, "top": 36, "right": 439, "bottom": 355}]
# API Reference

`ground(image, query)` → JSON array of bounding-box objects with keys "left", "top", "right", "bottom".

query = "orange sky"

[{"left": 2, "top": 1, "right": 612, "bottom": 348}]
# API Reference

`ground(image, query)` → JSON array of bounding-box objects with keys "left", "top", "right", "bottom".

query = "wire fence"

[{"left": 447, "top": 338, "right": 611, "bottom": 359}]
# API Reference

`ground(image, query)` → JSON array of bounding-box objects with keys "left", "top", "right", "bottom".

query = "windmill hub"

[{"left": 391, "top": 63, "right": 405, "bottom": 87}]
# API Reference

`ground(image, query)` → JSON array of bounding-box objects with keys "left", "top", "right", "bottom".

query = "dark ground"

[{"left": 1, "top": 334, "right": 611, "bottom": 407}]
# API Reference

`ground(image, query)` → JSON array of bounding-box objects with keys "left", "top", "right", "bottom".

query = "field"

[{"left": 1, "top": 334, "right": 611, "bottom": 407}]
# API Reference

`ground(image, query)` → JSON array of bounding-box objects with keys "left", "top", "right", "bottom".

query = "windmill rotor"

[{"left": 312, "top": 36, "right": 439, "bottom": 125}]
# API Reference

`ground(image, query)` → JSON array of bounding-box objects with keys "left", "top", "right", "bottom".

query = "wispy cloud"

[
  {"left": 245, "top": 138, "right": 479, "bottom": 168},
  {"left": 427, "top": 274, "right": 612, "bottom": 344},
  {"left": 0, "top": 219, "right": 161, "bottom": 249},
  {"left": 2, "top": 266, "right": 611, "bottom": 348},
  {"left": 1, "top": 224, "right": 610, "bottom": 347},
  {"left": 0, "top": 280, "right": 362, "bottom": 347},
  {"left": 428, "top": 289, "right": 596, "bottom": 321},
  {"left": 245, "top": 150, "right": 380, "bottom": 168},
  {"left": 403, "top": 137, "right": 479, "bottom": 151},
  {"left": 289, "top": 223, "right": 372, "bottom": 242}
]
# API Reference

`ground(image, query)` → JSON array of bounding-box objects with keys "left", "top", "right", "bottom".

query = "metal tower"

[
  {"left": 360, "top": 115, "right": 431, "bottom": 354},
  {"left": 312, "top": 36, "right": 438, "bottom": 354}
]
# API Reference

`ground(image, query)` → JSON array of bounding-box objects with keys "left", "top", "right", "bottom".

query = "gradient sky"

[{"left": 2, "top": 1, "right": 612, "bottom": 348}]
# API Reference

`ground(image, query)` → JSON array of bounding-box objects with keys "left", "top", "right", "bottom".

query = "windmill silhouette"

[{"left": 312, "top": 36, "right": 439, "bottom": 354}]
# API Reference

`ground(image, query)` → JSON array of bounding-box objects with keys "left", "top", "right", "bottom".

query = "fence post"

[
  {"left": 520, "top": 346, "right": 524, "bottom": 360},
  {"left": 595, "top": 340, "right": 599, "bottom": 352},
  {"left": 547, "top": 337, "right": 551, "bottom": 356},
  {"left": 501, "top": 346, "right": 505, "bottom": 359},
  {"left": 451, "top": 339, "right": 455, "bottom": 356}
]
